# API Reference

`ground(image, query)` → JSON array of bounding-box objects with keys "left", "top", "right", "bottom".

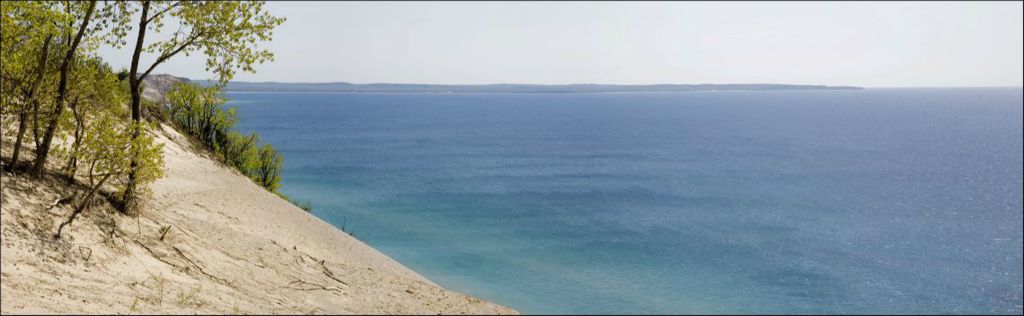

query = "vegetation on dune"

[
  {"left": 163, "top": 82, "right": 293, "bottom": 203},
  {"left": 0, "top": 0, "right": 294, "bottom": 238},
  {"left": 1, "top": 1, "right": 166, "bottom": 220},
  {"left": 162, "top": 81, "right": 310, "bottom": 211},
  {"left": 110, "top": 0, "right": 284, "bottom": 211}
]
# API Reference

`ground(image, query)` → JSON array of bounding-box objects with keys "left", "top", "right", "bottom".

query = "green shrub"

[
  {"left": 254, "top": 143, "right": 283, "bottom": 192},
  {"left": 219, "top": 131, "right": 260, "bottom": 175}
]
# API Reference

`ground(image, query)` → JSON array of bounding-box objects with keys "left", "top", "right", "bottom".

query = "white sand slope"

[{"left": 0, "top": 123, "right": 517, "bottom": 314}]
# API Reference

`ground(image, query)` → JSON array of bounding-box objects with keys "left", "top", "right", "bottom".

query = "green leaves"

[
  {"left": 123, "top": 1, "right": 285, "bottom": 85},
  {"left": 1, "top": 1, "right": 65, "bottom": 114},
  {"left": 2, "top": 0, "right": 283, "bottom": 211},
  {"left": 44, "top": 55, "right": 164, "bottom": 203},
  {"left": 255, "top": 143, "right": 282, "bottom": 192},
  {"left": 82, "top": 118, "right": 163, "bottom": 187},
  {"left": 118, "top": 0, "right": 284, "bottom": 207},
  {"left": 221, "top": 131, "right": 260, "bottom": 174},
  {"left": 165, "top": 82, "right": 228, "bottom": 144}
]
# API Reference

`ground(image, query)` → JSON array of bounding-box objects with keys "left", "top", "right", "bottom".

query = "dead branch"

[
  {"left": 54, "top": 174, "right": 110, "bottom": 239},
  {"left": 158, "top": 224, "right": 172, "bottom": 241},
  {"left": 305, "top": 255, "right": 349, "bottom": 286},
  {"left": 172, "top": 246, "right": 231, "bottom": 285},
  {"left": 46, "top": 193, "right": 77, "bottom": 211},
  {"left": 286, "top": 279, "right": 344, "bottom": 294}
]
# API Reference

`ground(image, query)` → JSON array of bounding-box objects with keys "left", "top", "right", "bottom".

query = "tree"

[
  {"left": 219, "top": 131, "right": 259, "bottom": 173},
  {"left": 254, "top": 143, "right": 282, "bottom": 192},
  {"left": 116, "top": 0, "right": 284, "bottom": 211},
  {"left": 55, "top": 57, "right": 128, "bottom": 180},
  {"left": 7, "top": 35, "right": 54, "bottom": 170},
  {"left": 1, "top": 1, "right": 165, "bottom": 234},
  {"left": 164, "top": 82, "right": 233, "bottom": 147},
  {"left": 164, "top": 83, "right": 267, "bottom": 186},
  {"left": 56, "top": 118, "right": 164, "bottom": 238},
  {"left": 1, "top": 1, "right": 63, "bottom": 170},
  {"left": 30, "top": 0, "right": 98, "bottom": 177}
]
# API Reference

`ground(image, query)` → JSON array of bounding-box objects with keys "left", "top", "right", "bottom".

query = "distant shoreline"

[
  {"left": 221, "top": 89, "right": 868, "bottom": 95},
  {"left": 216, "top": 86, "right": 1024, "bottom": 94},
  {"left": 197, "top": 80, "right": 863, "bottom": 94}
]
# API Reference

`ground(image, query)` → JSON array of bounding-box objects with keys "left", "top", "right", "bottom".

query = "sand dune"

[{"left": 0, "top": 123, "right": 516, "bottom": 314}]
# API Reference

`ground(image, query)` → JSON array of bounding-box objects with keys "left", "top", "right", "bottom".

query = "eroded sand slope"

[{"left": 0, "top": 124, "right": 516, "bottom": 314}]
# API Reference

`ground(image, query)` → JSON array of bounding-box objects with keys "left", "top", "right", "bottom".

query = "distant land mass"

[{"left": 193, "top": 80, "right": 863, "bottom": 93}]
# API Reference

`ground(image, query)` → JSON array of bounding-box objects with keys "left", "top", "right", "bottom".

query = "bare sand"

[{"left": 0, "top": 123, "right": 517, "bottom": 314}]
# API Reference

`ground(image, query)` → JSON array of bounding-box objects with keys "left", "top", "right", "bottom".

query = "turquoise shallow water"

[{"left": 227, "top": 88, "right": 1023, "bottom": 314}]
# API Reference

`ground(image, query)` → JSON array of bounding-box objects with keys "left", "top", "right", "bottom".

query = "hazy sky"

[{"left": 98, "top": 1, "right": 1024, "bottom": 87}]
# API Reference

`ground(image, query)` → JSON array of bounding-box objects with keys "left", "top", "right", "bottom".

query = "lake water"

[{"left": 226, "top": 88, "right": 1023, "bottom": 314}]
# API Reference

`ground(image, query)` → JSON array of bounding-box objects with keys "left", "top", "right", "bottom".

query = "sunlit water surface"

[{"left": 227, "top": 88, "right": 1023, "bottom": 314}]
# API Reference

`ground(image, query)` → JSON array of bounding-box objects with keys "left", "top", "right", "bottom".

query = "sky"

[{"left": 98, "top": 1, "right": 1024, "bottom": 87}]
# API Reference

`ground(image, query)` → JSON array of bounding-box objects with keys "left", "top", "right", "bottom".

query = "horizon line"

[{"left": 168, "top": 77, "right": 1021, "bottom": 89}]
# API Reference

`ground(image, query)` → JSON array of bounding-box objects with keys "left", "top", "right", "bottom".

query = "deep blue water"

[{"left": 227, "top": 89, "right": 1023, "bottom": 314}]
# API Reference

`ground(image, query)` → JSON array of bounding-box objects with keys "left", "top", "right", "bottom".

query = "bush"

[
  {"left": 218, "top": 131, "right": 259, "bottom": 175},
  {"left": 165, "top": 83, "right": 234, "bottom": 147},
  {"left": 49, "top": 58, "right": 164, "bottom": 215},
  {"left": 254, "top": 143, "right": 283, "bottom": 192},
  {"left": 70, "top": 118, "right": 164, "bottom": 215}
]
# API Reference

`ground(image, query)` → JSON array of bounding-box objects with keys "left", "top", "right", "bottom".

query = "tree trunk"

[
  {"left": 65, "top": 97, "right": 83, "bottom": 181},
  {"left": 122, "top": 0, "right": 151, "bottom": 212},
  {"left": 31, "top": 1, "right": 97, "bottom": 177},
  {"left": 32, "top": 100, "right": 41, "bottom": 149},
  {"left": 55, "top": 173, "right": 111, "bottom": 239},
  {"left": 9, "top": 113, "right": 29, "bottom": 170},
  {"left": 203, "top": 107, "right": 213, "bottom": 144},
  {"left": 10, "top": 35, "right": 54, "bottom": 170}
]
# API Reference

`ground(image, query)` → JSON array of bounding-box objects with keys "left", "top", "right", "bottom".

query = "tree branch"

[
  {"left": 139, "top": 31, "right": 202, "bottom": 82},
  {"left": 144, "top": 1, "right": 182, "bottom": 24}
]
